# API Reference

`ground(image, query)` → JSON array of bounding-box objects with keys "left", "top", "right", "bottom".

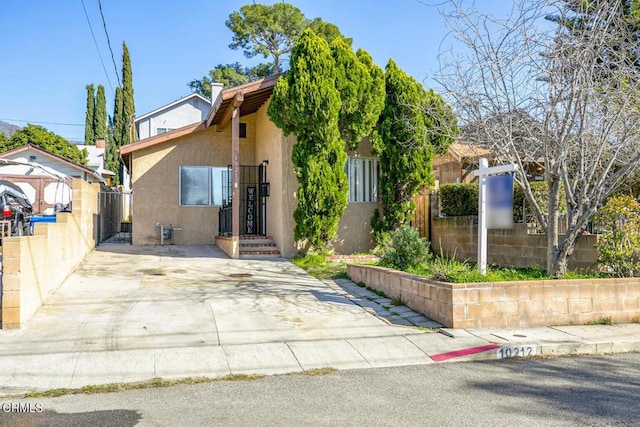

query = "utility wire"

[
  {"left": 0, "top": 118, "right": 84, "bottom": 127},
  {"left": 97, "top": 0, "right": 122, "bottom": 87},
  {"left": 80, "top": 0, "right": 114, "bottom": 93}
]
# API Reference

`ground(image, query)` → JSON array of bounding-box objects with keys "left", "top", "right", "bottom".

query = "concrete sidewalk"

[{"left": 1, "top": 244, "right": 639, "bottom": 396}]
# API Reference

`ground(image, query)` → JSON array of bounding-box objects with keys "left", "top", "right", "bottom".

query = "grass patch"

[
  {"left": 292, "top": 253, "right": 347, "bottom": 280},
  {"left": 587, "top": 316, "right": 613, "bottom": 325},
  {"left": 288, "top": 367, "right": 337, "bottom": 377},
  {"left": 25, "top": 374, "right": 264, "bottom": 398},
  {"left": 366, "top": 286, "right": 387, "bottom": 298},
  {"left": 389, "top": 258, "right": 607, "bottom": 284},
  {"left": 391, "top": 295, "right": 405, "bottom": 306},
  {"left": 356, "top": 281, "right": 366, "bottom": 288}
]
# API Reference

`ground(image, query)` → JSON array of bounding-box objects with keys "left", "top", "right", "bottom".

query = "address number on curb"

[{"left": 497, "top": 346, "right": 536, "bottom": 359}]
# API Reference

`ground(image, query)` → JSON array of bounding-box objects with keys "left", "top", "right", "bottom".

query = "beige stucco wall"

[
  {"left": 332, "top": 138, "right": 380, "bottom": 254},
  {"left": 253, "top": 99, "right": 298, "bottom": 258},
  {"left": 1, "top": 179, "right": 98, "bottom": 329},
  {"left": 131, "top": 98, "right": 381, "bottom": 256},
  {"left": 131, "top": 120, "right": 256, "bottom": 245}
]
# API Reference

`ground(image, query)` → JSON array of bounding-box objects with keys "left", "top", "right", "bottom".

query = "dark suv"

[{"left": 0, "top": 180, "right": 32, "bottom": 236}]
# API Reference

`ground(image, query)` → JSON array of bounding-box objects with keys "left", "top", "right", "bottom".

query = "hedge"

[
  {"left": 440, "top": 183, "right": 478, "bottom": 216},
  {"left": 439, "top": 181, "right": 565, "bottom": 219}
]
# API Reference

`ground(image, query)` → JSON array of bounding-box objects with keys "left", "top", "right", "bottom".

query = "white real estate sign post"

[{"left": 473, "top": 158, "right": 519, "bottom": 275}]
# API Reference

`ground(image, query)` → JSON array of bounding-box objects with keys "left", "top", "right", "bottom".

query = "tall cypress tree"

[
  {"left": 372, "top": 59, "right": 457, "bottom": 237},
  {"left": 112, "top": 87, "right": 124, "bottom": 183},
  {"left": 268, "top": 29, "right": 345, "bottom": 250},
  {"left": 105, "top": 115, "right": 120, "bottom": 186},
  {"left": 122, "top": 42, "right": 135, "bottom": 144},
  {"left": 94, "top": 84, "right": 107, "bottom": 141},
  {"left": 113, "top": 87, "right": 124, "bottom": 147},
  {"left": 331, "top": 39, "right": 385, "bottom": 150},
  {"left": 84, "top": 84, "right": 95, "bottom": 145}
]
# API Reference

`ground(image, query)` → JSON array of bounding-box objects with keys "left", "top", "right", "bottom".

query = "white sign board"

[{"left": 474, "top": 158, "right": 518, "bottom": 274}]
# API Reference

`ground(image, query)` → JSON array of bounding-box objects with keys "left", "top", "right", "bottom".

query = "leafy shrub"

[
  {"left": 439, "top": 183, "right": 478, "bottom": 216},
  {"left": 429, "top": 249, "right": 470, "bottom": 281},
  {"left": 380, "top": 226, "right": 431, "bottom": 270},
  {"left": 593, "top": 195, "right": 640, "bottom": 277}
]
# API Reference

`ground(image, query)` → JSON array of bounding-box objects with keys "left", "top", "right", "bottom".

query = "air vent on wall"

[{"left": 240, "top": 123, "right": 247, "bottom": 138}]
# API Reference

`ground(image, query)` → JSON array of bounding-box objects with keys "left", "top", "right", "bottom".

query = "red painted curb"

[{"left": 430, "top": 344, "right": 501, "bottom": 362}]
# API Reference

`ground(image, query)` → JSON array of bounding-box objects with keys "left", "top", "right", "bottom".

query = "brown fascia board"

[
  {"left": 205, "top": 73, "right": 282, "bottom": 128},
  {"left": 119, "top": 121, "right": 206, "bottom": 156},
  {"left": 0, "top": 143, "right": 98, "bottom": 175}
]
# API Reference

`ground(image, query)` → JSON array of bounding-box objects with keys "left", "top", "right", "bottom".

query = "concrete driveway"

[{"left": 0, "top": 244, "right": 422, "bottom": 356}]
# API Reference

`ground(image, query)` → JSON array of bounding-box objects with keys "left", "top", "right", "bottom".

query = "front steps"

[{"left": 239, "top": 235, "right": 281, "bottom": 258}]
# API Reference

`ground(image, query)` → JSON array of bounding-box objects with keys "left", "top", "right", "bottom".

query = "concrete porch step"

[
  {"left": 239, "top": 235, "right": 280, "bottom": 258},
  {"left": 239, "top": 250, "right": 281, "bottom": 257},
  {"left": 241, "top": 242, "right": 277, "bottom": 248}
]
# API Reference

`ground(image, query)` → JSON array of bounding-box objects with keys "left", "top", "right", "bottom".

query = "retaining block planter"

[{"left": 347, "top": 264, "right": 640, "bottom": 329}]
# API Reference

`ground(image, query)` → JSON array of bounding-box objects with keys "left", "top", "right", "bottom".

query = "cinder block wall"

[
  {"left": 1, "top": 180, "right": 99, "bottom": 329},
  {"left": 347, "top": 264, "right": 640, "bottom": 328},
  {"left": 431, "top": 216, "right": 599, "bottom": 271}
]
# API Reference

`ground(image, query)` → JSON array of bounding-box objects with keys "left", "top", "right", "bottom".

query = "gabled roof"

[
  {"left": 134, "top": 93, "right": 211, "bottom": 123},
  {"left": 207, "top": 73, "right": 281, "bottom": 127},
  {"left": 119, "top": 121, "right": 206, "bottom": 156},
  {"left": 0, "top": 144, "right": 102, "bottom": 178},
  {"left": 120, "top": 74, "right": 281, "bottom": 160}
]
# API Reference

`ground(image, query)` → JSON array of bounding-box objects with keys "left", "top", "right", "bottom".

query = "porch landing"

[{"left": 216, "top": 235, "right": 281, "bottom": 259}]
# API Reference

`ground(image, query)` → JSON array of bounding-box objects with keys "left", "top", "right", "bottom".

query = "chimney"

[
  {"left": 210, "top": 82, "right": 224, "bottom": 106},
  {"left": 95, "top": 138, "right": 106, "bottom": 149}
]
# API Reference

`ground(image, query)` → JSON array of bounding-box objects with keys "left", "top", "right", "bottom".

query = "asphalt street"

[{"left": 2, "top": 353, "right": 639, "bottom": 427}]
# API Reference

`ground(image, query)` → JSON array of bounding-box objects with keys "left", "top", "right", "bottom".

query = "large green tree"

[
  {"left": 188, "top": 62, "right": 274, "bottom": 97},
  {"left": 373, "top": 59, "right": 457, "bottom": 237},
  {"left": 268, "top": 29, "right": 384, "bottom": 251},
  {"left": 121, "top": 42, "right": 135, "bottom": 144},
  {"left": 226, "top": 2, "right": 307, "bottom": 74},
  {"left": 268, "top": 29, "right": 345, "bottom": 250},
  {"left": 1, "top": 124, "right": 88, "bottom": 165},
  {"left": 105, "top": 115, "right": 120, "bottom": 186},
  {"left": 84, "top": 84, "right": 95, "bottom": 145},
  {"left": 94, "top": 84, "right": 107, "bottom": 140},
  {"left": 190, "top": 4, "right": 348, "bottom": 95},
  {"left": 112, "top": 87, "right": 124, "bottom": 183},
  {"left": 332, "top": 39, "right": 384, "bottom": 149}
]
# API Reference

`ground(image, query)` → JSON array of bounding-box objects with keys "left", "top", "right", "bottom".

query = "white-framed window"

[
  {"left": 347, "top": 157, "right": 378, "bottom": 203},
  {"left": 179, "top": 166, "right": 229, "bottom": 206},
  {"left": 156, "top": 127, "right": 176, "bottom": 135}
]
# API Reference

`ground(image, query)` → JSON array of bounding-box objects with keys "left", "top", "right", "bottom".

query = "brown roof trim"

[
  {"left": 119, "top": 74, "right": 282, "bottom": 157},
  {"left": 0, "top": 143, "right": 98, "bottom": 175},
  {"left": 119, "top": 121, "right": 206, "bottom": 156},
  {"left": 206, "top": 73, "right": 281, "bottom": 127}
]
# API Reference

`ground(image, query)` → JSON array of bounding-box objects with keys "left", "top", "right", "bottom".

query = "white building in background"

[
  {"left": 0, "top": 143, "right": 109, "bottom": 214},
  {"left": 134, "top": 92, "right": 215, "bottom": 140}
]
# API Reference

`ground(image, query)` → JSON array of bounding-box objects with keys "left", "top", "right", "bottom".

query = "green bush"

[
  {"left": 593, "top": 195, "right": 640, "bottom": 277},
  {"left": 380, "top": 226, "right": 431, "bottom": 270},
  {"left": 439, "top": 181, "right": 566, "bottom": 222},
  {"left": 439, "top": 183, "right": 478, "bottom": 216}
]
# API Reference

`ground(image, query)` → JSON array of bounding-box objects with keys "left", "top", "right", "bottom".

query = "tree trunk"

[{"left": 546, "top": 177, "right": 566, "bottom": 276}]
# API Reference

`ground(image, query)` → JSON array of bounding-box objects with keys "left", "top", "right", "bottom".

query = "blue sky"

[{"left": 0, "top": 1, "right": 513, "bottom": 141}]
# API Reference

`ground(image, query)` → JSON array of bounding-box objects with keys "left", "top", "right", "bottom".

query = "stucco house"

[
  {"left": 120, "top": 75, "right": 379, "bottom": 258},
  {"left": 134, "top": 91, "right": 218, "bottom": 140}
]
